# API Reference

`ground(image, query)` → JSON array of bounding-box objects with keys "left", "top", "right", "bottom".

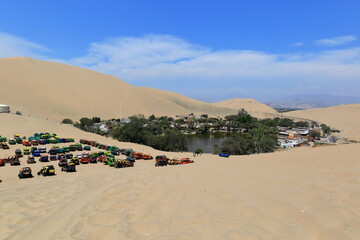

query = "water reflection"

[{"left": 185, "top": 133, "right": 235, "bottom": 153}]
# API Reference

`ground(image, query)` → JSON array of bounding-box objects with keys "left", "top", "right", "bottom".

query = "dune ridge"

[
  {"left": 0, "top": 57, "right": 239, "bottom": 121},
  {"left": 285, "top": 104, "right": 360, "bottom": 140},
  {"left": 212, "top": 98, "right": 279, "bottom": 118}
]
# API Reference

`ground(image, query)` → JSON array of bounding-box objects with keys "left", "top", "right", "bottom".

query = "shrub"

[
  {"left": 195, "top": 148, "right": 204, "bottom": 155},
  {"left": 61, "top": 118, "right": 73, "bottom": 124}
]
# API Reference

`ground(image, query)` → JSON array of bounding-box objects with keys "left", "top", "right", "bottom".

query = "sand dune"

[
  {"left": 1, "top": 113, "right": 360, "bottom": 240},
  {"left": 0, "top": 57, "right": 236, "bottom": 122},
  {"left": 212, "top": 98, "right": 279, "bottom": 118},
  {"left": 285, "top": 104, "right": 360, "bottom": 140}
]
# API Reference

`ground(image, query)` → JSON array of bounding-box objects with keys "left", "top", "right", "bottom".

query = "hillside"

[
  {"left": 0, "top": 57, "right": 236, "bottom": 121},
  {"left": 212, "top": 98, "right": 279, "bottom": 118},
  {"left": 285, "top": 104, "right": 360, "bottom": 140}
]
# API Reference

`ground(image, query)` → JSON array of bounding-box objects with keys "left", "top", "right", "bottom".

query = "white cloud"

[
  {"left": 0, "top": 32, "right": 50, "bottom": 58},
  {"left": 1, "top": 32, "right": 360, "bottom": 100},
  {"left": 290, "top": 42, "right": 304, "bottom": 47},
  {"left": 65, "top": 34, "right": 360, "bottom": 99},
  {"left": 313, "top": 35, "right": 357, "bottom": 46},
  {"left": 70, "top": 34, "right": 360, "bottom": 82}
]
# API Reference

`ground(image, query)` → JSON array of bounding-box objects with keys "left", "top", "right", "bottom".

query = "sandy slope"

[
  {"left": 212, "top": 98, "right": 279, "bottom": 118},
  {"left": 285, "top": 104, "right": 360, "bottom": 140},
  {"left": 0, "top": 57, "right": 236, "bottom": 121},
  {"left": 1, "top": 114, "right": 360, "bottom": 240}
]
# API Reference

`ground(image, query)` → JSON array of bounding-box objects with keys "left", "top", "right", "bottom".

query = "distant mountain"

[{"left": 267, "top": 94, "right": 360, "bottom": 109}]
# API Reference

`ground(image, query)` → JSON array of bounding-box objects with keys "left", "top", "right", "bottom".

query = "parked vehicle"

[
  {"left": 39, "top": 155, "right": 49, "bottom": 162},
  {"left": 134, "top": 152, "right": 143, "bottom": 159},
  {"left": 65, "top": 153, "right": 73, "bottom": 159},
  {"left": 37, "top": 165, "right": 56, "bottom": 176},
  {"left": 23, "top": 147, "right": 30, "bottom": 155},
  {"left": 22, "top": 140, "right": 31, "bottom": 146},
  {"left": 72, "top": 157, "right": 80, "bottom": 165},
  {"left": 48, "top": 148, "right": 57, "bottom": 155},
  {"left": 80, "top": 156, "right": 90, "bottom": 164},
  {"left": 155, "top": 155, "right": 168, "bottom": 167},
  {"left": 15, "top": 149, "right": 23, "bottom": 158},
  {"left": 69, "top": 144, "right": 77, "bottom": 151},
  {"left": 111, "top": 150, "right": 119, "bottom": 156},
  {"left": 180, "top": 158, "right": 194, "bottom": 164},
  {"left": 39, "top": 147, "right": 47, "bottom": 153},
  {"left": 27, "top": 156, "right": 36, "bottom": 164},
  {"left": 83, "top": 146, "right": 91, "bottom": 151},
  {"left": 76, "top": 143, "right": 83, "bottom": 151},
  {"left": 126, "top": 156, "right": 135, "bottom": 163},
  {"left": 168, "top": 158, "right": 181, "bottom": 165},
  {"left": 50, "top": 155, "right": 57, "bottom": 161},
  {"left": 1, "top": 142, "right": 10, "bottom": 149},
  {"left": 61, "top": 160, "right": 76, "bottom": 172},
  {"left": 106, "top": 157, "right": 115, "bottom": 167},
  {"left": 58, "top": 158, "right": 68, "bottom": 167},
  {"left": 89, "top": 156, "right": 97, "bottom": 164},
  {"left": 57, "top": 148, "right": 66, "bottom": 154},
  {"left": 114, "top": 159, "right": 134, "bottom": 168},
  {"left": 30, "top": 147, "right": 38, "bottom": 153},
  {"left": 10, "top": 157, "right": 21, "bottom": 166},
  {"left": 33, "top": 150, "right": 41, "bottom": 157},
  {"left": 18, "top": 167, "right": 33, "bottom": 179},
  {"left": 0, "top": 136, "right": 8, "bottom": 142},
  {"left": 97, "top": 155, "right": 107, "bottom": 163},
  {"left": 142, "top": 154, "right": 153, "bottom": 160},
  {"left": 8, "top": 138, "right": 16, "bottom": 145},
  {"left": 219, "top": 153, "right": 230, "bottom": 158}
]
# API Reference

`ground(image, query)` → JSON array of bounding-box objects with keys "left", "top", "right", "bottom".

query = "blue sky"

[{"left": 0, "top": 0, "right": 359, "bottom": 103}]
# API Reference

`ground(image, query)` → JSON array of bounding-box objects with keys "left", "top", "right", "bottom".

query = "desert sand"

[
  {"left": 1, "top": 113, "right": 360, "bottom": 240},
  {"left": 0, "top": 57, "right": 239, "bottom": 121},
  {"left": 285, "top": 104, "right": 360, "bottom": 140},
  {"left": 213, "top": 98, "right": 280, "bottom": 118}
]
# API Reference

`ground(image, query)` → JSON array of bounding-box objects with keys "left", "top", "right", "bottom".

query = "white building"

[
  {"left": 278, "top": 139, "right": 305, "bottom": 148},
  {"left": 0, "top": 104, "right": 10, "bottom": 113}
]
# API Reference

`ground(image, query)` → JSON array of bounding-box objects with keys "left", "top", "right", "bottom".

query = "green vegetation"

[
  {"left": 309, "top": 130, "right": 321, "bottom": 138},
  {"left": 320, "top": 124, "right": 331, "bottom": 134},
  {"left": 61, "top": 118, "right": 73, "bottom": 124},
  {"left": 219, "top": 124, "right": 278, "bottom": 155},
  {"left": 73, "top": 108, "right": 333, "bottom": 155},
  {"left": 294, "top": 121, "right": 309, "bottom": 128},
  {"left": 112, "top": 115, "right": 187, "bottom": 152},
  {"left": 195, "top": 148, "right": 204, "bottom": 155}
]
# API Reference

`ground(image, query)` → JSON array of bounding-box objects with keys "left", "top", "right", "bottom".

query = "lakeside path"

[{"left": 1, "top": 144, "right": 360, "bottom": 240}]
